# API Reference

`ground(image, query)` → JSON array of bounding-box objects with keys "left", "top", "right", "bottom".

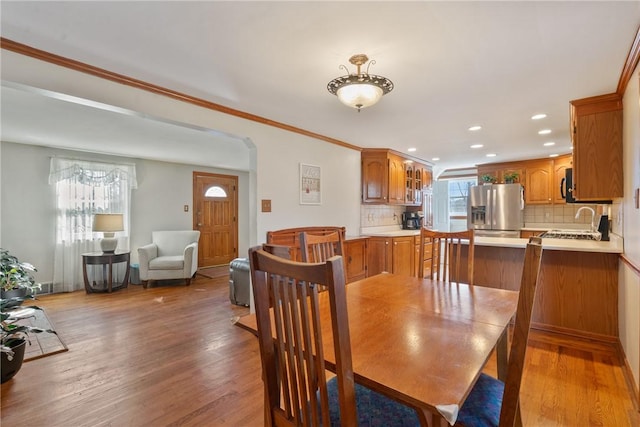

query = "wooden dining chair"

[
  {"left": 299, "top": 231, "right": 344, "bottom": 263},
  {"left": 248, "top": 247, "right": 420, "bottom": 426},
  {"left": 455, "top": 236, "right": 543, "bottom": 427},
  {"left": 418, "top": 228, "right": 475, "bottom": 284}
]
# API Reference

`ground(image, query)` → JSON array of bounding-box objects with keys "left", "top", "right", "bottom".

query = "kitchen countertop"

[{"left": 357, "top": 227, "right": 623, "bottom": 254}]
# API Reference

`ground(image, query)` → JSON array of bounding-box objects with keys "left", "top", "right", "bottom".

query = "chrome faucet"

[{"left": 575, "top": 206, "right": 596, "bottom": 232}]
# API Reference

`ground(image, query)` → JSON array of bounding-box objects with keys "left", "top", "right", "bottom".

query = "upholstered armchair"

[{"left": 138, "top": 230, "right": 200, "bottom": 288}]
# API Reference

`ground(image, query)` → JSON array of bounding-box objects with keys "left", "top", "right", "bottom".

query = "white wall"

[
  {"left": 620, "top": 62, "right": 640, "bottom": 394},
  {"left": 0, "top": 50, "right": 362, "bottom": 281}
]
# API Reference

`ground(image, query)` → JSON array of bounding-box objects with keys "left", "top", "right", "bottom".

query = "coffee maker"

[{"left": 402, "top": 212, "right": 422, "bottom": 230}]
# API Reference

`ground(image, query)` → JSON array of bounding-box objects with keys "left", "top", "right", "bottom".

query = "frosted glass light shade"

[{"left": 336, "top": 84, "right": 384, "bottom": 110}]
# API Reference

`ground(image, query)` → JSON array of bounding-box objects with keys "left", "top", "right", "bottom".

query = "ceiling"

[{"left": 1, "top": 1, "right": 639, "bottom": 175}]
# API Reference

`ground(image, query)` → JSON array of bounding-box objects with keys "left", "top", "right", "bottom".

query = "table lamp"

[{"left": 93, "top": 213, "right": 124, "bottom": 253}]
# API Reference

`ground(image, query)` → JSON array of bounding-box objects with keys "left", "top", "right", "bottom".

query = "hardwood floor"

[{"left": 1, "top": 270, "right": 638, "bottom": 426}]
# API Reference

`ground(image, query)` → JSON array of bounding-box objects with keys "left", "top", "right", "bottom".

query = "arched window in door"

[{"left": 204, "top": 186, "right": 227, "bottom": 198}]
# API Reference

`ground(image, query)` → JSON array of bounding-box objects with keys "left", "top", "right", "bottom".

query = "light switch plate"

[
  {"left": 261, "top": 199, "right": 272, "bottom": 213},
  {"left": 184, "top": 205, "right": 189, "bottom": 212}
]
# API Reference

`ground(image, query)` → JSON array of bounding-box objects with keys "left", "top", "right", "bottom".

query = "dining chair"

[
  {"left": 455, "top": 236, "right": 543, "bottom": 427},
  {"left": 299, "top": 231, "right": 344, "bottom": 263},
  {"left": 418, "top": 228, "right": 475, "bottom": 284},
  {"left": 248, "top": 247, "right": 420, "bottom": 426}
]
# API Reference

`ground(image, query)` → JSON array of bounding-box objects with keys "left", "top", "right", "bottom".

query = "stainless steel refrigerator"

[{"left": 467, "top": 183, "right": 524, "bottom": 237}]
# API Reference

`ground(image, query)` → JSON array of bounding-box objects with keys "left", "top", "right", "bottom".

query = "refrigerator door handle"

[{"left": 492, "top": 188, "right": 497, "bottom": 227}]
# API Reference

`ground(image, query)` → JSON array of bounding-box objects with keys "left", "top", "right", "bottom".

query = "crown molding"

[{"left": 0, "top": 37, "right": 362, "bottom": 152}]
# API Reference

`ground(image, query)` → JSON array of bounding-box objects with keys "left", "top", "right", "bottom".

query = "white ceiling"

[{"left": 1, "top": 1, "right": 639, "bottom": 174}]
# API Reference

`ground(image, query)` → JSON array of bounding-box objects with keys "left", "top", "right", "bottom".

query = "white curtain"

[{"left": 48, "top": 158, "right": 137, "bottom": 292}]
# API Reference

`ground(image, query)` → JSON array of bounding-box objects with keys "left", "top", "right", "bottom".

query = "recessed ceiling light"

[
  {"left": 538, "top": 129, "right": 552, "bottom": 135},
  {"left": 470, "top": 144, "right": 484, "bottom": 149},
  {"left": 407, "top": 147, "right": 417, "bottom": 152},
  {"left": 543, "top": 141, "right": 556, "bottom": 146},
  {"left": 468, "top": 125, "right": 482, "bottom": 131},
  {"left": 549, "top": 153, "right": 559, "bottom": 158},
  {"left": 486, "top": 153, "right": 497, "bottom": 157},
  {"left": 531, "top": 114, "right": 547, "bottom": 120},
  {"left": 432, "top": 157, "right": 440, "bottom": 161}
]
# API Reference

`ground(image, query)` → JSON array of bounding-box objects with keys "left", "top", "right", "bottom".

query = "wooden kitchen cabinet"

[
  {"left": 362, "top": 149, "right": 432, "bottom": 206},
  {"left": 479, "top": 156, "right": 573, "bottom": 205},
  {"left": 459, "top": 245, "right": 619, "bottom": 341},
  {"left": 570, "top": 93, "right": 623, "bottom": 200},
  {"left": 388, "top": 154, "right": 405, "bottom": 204},
  {"left": 552, "top": 154, "right": 572, "bottom": 204},
  {"left": 391, "top": 236, "right": 414, "bottom": 277},
  {"left": 524, "top": 160, "right": 553, "bottom": 204},
  {"left": 477, "top": 162, "right": 525, "bottom": 185},
  {"left": 405, "top": 162, "right": 429, "bottom": 206},
  {"left": 367, "top": 235, "right": 416, "bottom": 277},
  {"left": 367, "top": 237, "right": 391, "bottom": 276},
  {"left": 344, "top": 238, "right": 368, "bottom": 283},
  {"left": 361, "top": 151, "right": 389, "bottom": 203}
]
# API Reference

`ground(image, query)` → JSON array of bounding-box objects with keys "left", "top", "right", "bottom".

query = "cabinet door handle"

[{"left": 560, "top": 177, "right": 566, "bottom": 199}]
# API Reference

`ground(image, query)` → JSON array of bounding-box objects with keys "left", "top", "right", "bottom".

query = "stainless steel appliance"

[
  {"left": 402, "top": 212, "right": 422, "bottom": 230},
  {"left": 540, "top": 230, "right": 601, "bottom": 240},
  {"left": 467, "top": 183, "right": 524, "bottom": 237}
]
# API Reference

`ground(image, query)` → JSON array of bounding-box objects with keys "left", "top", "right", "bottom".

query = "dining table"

[{"left": 235, "top": 272, "right": 519, "bottom": 426}]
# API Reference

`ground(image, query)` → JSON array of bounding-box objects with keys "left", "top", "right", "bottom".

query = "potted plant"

[
  {"left": 481, "top": 174, "right": 497, "bottom": 184},
  {"left": 503, "top": 172, "right": 519, "bottom": 184},
  {"left": 1, "top": 301, "right": 56, "bottom": 383},
  {"left": 0, "top": 249, "right": 53, "bottom": 383},
  {"left": 1, "top": 248, "right": 41, "bottom": 302}
]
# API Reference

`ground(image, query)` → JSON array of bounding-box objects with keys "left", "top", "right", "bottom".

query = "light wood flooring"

[{"left": 1, "top": 269, "right": 638, "bottom": 426}]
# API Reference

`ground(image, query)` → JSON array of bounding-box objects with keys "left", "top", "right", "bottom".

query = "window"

[
  {"left": 448, "top": 178, "right": 476, "bottom": 232},
  {"left": 204, "top": 186, "right": 227, "bottom": 198},
  {"left": 48, "top": 158, "right": 137, "bottom": 292}
]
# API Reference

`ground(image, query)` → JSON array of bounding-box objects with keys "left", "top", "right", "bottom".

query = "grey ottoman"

[{"left": 229, "top": 258, "right": 250, "bottom": 307}]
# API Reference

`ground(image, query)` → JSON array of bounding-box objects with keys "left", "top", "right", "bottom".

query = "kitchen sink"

[{"left": 540, "top": 229, "right": 602, "bottom": 240}]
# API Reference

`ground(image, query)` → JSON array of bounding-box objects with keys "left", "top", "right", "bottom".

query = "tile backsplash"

[
  {"left": 523, "top": 202, "right": 620, "bottom": 230},
  {"left": 361, "top": 205, "right": 404, "bottom": 227},
  {"left": 361, "top": 201, "right": 622, "bottom": 233}
]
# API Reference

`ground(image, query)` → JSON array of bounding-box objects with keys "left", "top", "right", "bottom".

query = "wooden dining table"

[{"left": 235, "top": 272, "right": 519, "bottom": 426}]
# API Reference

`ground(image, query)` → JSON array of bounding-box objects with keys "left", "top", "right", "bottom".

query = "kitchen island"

[{"left": 361, "top": 228, "right": 622, "bottom": 342}]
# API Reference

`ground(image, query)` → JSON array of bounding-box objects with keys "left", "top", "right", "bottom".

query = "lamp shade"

[
  {"left": 93, "top": 214, "right": 124, "bottom": 253},
  {"left": 93, "top": 214, "right": 124, "bottom": 232}
]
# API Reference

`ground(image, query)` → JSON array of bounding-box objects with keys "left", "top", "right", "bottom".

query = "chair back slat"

[
  {"left": 300, "top": 231, "right": 344, "bottom": 263},
  {"left": 249, "top": 247, "right": 357, "bottom": 427},
  {"left": 499, "top": 236, "right": 543, "bottom": 427},
  {"left": 418, "top": 229, "right": 475, "bottom": 284}
]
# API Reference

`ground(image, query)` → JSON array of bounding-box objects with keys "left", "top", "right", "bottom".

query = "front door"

[{"left": 193, "top": 172, "right": 238, "bottom": 267}]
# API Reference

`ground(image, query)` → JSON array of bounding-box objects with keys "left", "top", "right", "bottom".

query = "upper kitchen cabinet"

[
  {"left": 570, "top": 94, "right": 623, "bottom": 200},
  {"left": 362, "top": 149, "right": 432, "bottom": 205},
  {"left": 552, "top": 154, "right": 572, "bottom": 204},
  {"left": 477, "top": 163, "right": 525, "bottom": 185},
  {"left": 524, "top": 160, "right": 553, "bottom": 204}
]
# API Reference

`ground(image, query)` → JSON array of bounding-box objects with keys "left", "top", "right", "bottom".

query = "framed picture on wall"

[{"left": 300, "top": 163, "right": 321, "bottom": 205}]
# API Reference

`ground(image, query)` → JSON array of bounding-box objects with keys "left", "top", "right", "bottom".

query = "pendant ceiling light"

[{"left": 327, "top": 54, "right": 394, "bottom": 112}]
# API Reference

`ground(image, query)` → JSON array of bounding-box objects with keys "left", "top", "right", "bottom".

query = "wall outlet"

[{"left": 261, "top": 199, "right": 272, "bottom": 213}]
